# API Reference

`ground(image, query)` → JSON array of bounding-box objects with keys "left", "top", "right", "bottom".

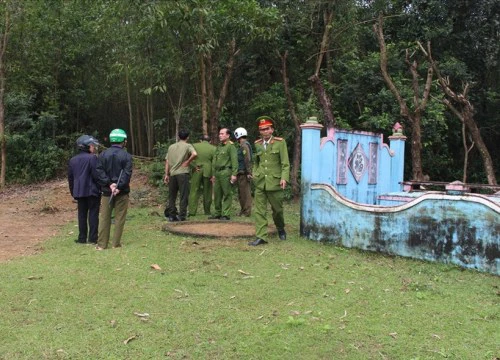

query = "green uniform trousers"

[
  {"left": 188, "top": 170, "right": 212, "bottom": 215},
  {"left": 213, "top": 169, "right": 234, "bottom": 217},
  {"left": 254, "top": 188, "right": 285, "bottom": 241},
  {"left": 98, "top": 193, "right": 129, "bottom": 249}
]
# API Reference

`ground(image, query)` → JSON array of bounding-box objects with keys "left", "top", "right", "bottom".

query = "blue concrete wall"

[
  {"left": 300, "top": 121, "right": 500, "bottom": 275},
  {"left": 304, "top": 126, "right": 405, "bottom": 205}
]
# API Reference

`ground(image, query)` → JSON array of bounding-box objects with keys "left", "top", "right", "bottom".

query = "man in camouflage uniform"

[
  {"left": 234, "top": 127, "right": 253, "bottom": 217},
  {"left": 209, "top": 128, "right": 238, "bottom": 220},
  {"left": 188, "top": 135, "right": 216, "bottom": 216},
  {"left": 249, "top": 116, "right": 290, "bottom": 246}
]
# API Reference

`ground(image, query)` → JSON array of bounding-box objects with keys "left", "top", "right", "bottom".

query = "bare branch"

[
  {"left": 373, "top": 13, "right": 410, "bottom": 120},
  {"left": 314, "top": 10, "right": 334, "bottom": 77}
]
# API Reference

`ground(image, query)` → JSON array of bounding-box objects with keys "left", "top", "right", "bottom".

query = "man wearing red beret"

[{"left": 249, "top": 116, "right": 290, "bottom": 246}]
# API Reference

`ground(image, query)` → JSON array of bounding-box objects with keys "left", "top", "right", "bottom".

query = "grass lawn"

[{"left": 0, "top": 203, "right": 498, "bottom": 359}]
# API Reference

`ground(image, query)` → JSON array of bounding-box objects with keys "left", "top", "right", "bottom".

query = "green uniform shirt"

[
  {"left": 192, "top": 141, "right": 216, "bottom": 177},
  {"left": 212, "top": 141, "right": 238, "bottom": 177},
  {"left": 253, "top": 136, "right": 290, "bottom": 191},
  {"left": 165, "top": 142, "right": 196, "bottom": 176}
]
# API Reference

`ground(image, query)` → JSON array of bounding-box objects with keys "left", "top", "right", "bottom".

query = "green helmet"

[{"left": 109, "top": 128, "right": 127, "bottom": 143}]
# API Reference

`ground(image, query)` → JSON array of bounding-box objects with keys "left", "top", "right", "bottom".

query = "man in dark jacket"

[
  {"left": 95, "top": 129, "right": 133, "bottom": 250},
  {"left": 68, "top": 134, "right": 101, "bottom": 244}
]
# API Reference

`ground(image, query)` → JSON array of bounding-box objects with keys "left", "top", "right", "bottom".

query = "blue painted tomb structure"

[{"left": 300, "top": 118, "right": 499, "bottom": 275}]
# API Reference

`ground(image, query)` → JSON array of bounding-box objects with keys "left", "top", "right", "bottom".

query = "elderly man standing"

[
  {"left": 96, "top": 129, "right": 133, "bottom": 250},
  {"left": 68, "top": 135, "right": 100, "bottom": 245},
  {"left": 188, "top": 134, "right": 216, "bottom": 216},
  {"left": 249, "top": 116, "right": 290, "bottom": 246},
  {"left": 209, "top": 127, "right": 237, "bottom": 220}
]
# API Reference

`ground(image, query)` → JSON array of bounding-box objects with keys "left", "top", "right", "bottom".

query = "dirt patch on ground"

[
  {"left": 164, "top": 221, "right": 275, "bottom": 238},
  {"left": 0, "top": 171, "right": 155, "bottom": 262},
  {"left": 0, "top": 179, "right": 76, "bottom": 262}
]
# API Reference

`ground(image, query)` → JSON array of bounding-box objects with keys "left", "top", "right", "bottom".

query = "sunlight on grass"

[{"left": 0, "top": 204, "right": 498, "bottom": 359}]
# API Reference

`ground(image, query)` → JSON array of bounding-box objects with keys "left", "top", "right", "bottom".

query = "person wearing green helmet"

[{"left": 95, "top": 128, "right": 133, "bottom": 250}]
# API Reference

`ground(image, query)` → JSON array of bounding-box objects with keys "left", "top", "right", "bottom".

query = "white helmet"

[{"left": 234, "top": 127, "right": 247, "bottom": 139}]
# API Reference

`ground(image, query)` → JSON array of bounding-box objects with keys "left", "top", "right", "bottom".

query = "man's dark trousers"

[
  {"left": 166, "top": 173, "right": 190, "bottom": 218},
  {"left": 77, "top": 196, "right": 100, "bottom": 243}
]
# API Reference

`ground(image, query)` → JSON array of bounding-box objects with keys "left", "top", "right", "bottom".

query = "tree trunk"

[
  {"left": 309, "top": 9, "right": 335, "bottom": 129},
  {"left": 374, "top": 14, "right": 432, "bottom": 181},
  {"left": 463, "top": 106, "right": 496, "bottom": 185},
  {"left": 215, "top": 39, "right": 239, "bottom": 122},
  {"left": 309, "top": 74, "right": 335, "bottom": 128},
  {"left": 135, "top": 93, "right": 143, "bottom": 156},
  {"left": 205, "top": 53, "right": 218, "bottom": 143},
  {"left": 205, "top": 39, "right": 240, "bottom": 144},
  {"left": 279, "top": 50, "right": 301, "bottom": 202},
  {"left": 125, "top": 66, "right": 135, "bottom": 154},
  {"left": 418, "top": 41, "right": 497, "bottom": 185},
  {"left": 167, "top": 83, "right": 185, "bottom": 141},
  {"left": 0, "top": 10, "right": 9, "bottom": 189},
  {"left": 200, "top": 53, "right": 208, "bottom": 137},
  {"left": 198, "top": 13, "right": 209, "bottom": 138}
]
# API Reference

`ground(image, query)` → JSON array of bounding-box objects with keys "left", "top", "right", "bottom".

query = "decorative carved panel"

[
  {"left": 369, "top": 142, "right": 378, "bottom": 184},
  {"left": 348, "top": 143, "right": 368, "bottom": 183},
  {"left": 337, "top": 139, "right": 348, "bottom": 184}
]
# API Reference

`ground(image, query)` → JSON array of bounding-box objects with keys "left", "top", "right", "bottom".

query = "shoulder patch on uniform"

[
  {"left": 228, "top": 141, "right": 234, "bottom": 145},
  {"left": 255, "top": 139, "right": 263, "bottom": 144},
  {"left": 273, "top": 137, "right": 284, "bottom": 141}
]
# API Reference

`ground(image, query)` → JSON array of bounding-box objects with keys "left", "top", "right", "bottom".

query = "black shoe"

[
  {"left": 208, "top": 215, "right": 221, "bottom": 220},
  {"left": 220, "top": 216, "right": 230, "bottom": 221},
  {"left": 89, "top": 240, "right": 97, "bottom": 245},
  {"left": 248, "top": 238, "right": 268, "bottom": 246},
  {"left": 75, "top": 239, "right": 86, "bottom": 244},
  {"left": 177, "top": 216, "right": 187, "bottom": 221},
  {"left": 168, "top": 216, "right": 179, "bottom": 222},
  {"left": 278, "top": 229, "right": 287, "bottom": 240}
]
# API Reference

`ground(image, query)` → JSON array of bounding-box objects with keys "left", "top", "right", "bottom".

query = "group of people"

[
  {"left": 68, "top": 129, "right": 133, "bottom": 250},
  {"left": 163, "top": 116, "right": 290, "bottom": 246},
  {"left": 68, "top": 115, "right": 290, "bottom": 249}
]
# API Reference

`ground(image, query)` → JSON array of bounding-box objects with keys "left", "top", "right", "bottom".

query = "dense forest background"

[{"left": 0, "top": 0, "right": 498, "bottom": 187}]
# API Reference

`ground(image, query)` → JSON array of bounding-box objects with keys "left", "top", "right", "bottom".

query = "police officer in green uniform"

[
  {"left": 188, "top": 135, "right": 216, "bottom": 216},
  {"left": 249, "top": 116, "right": 290, "bottom": 246},
  {"left": 209, "top": 128, "right": 238, "bottom": 220}
]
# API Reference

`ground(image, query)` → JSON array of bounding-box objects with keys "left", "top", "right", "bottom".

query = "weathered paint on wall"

[{"left": 300, "top": 121, "right": 500, "bottom": 275}]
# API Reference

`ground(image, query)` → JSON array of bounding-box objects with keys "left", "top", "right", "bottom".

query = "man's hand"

[
  {"left": 280, "top": 179, "right": 287, "bottom": 190},
  {"left": 110, "top": 183, "right": 121, "bottom": 196},
  {"left": 230, "top": 175, "right": 237, "bottom": 184},
  {"left": 163, "top": 174, "right": 170, "bottom": 185}
]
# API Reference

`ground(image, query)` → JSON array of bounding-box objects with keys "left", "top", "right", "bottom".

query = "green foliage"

[
  {"left": 1, "top": 0, "right": 499, "bottom": 184},
  {"left": 4, "top": 94, "right": 68, "bottom": 183},
  {"left": 6, "top": 133, "right": 66, "bottom": 183}
]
